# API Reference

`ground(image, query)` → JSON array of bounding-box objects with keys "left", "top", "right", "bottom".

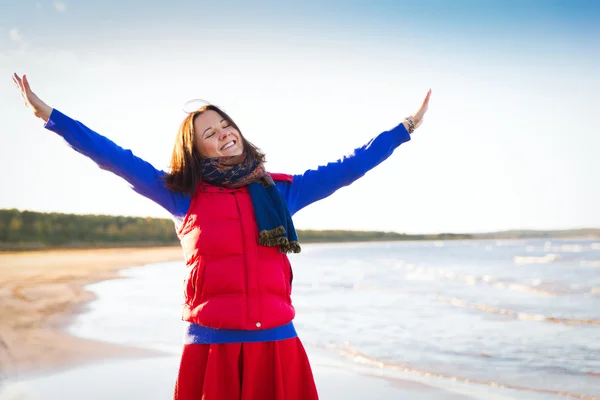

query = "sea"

[{"left": 41, "top": 238, "right": 600, "bottom": 399}]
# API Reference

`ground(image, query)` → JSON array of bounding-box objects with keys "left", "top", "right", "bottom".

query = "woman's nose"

[{"left": 219, "top": 129, "right": 230, "bottom": 140}]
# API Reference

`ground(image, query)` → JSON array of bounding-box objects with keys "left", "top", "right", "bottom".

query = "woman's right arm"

[
  {"left": 13, "top": 73, "right": 190, "bottom": 218},
  {"left": 45, "top": 109, "right": 190, "bottom": 217}
]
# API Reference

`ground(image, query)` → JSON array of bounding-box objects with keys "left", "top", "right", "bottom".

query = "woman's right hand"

[{"left": 13, "top": 73, "right": 53, "bottom": 122}]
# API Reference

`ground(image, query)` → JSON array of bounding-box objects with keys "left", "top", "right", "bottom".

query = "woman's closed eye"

[{"left": 205, "top": 124, "right": 232, "bottom": 139}]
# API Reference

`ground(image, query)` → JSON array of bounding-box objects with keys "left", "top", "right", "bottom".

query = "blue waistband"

[{"left": 183, "top": 321, "right": 298, "bottom": 344}]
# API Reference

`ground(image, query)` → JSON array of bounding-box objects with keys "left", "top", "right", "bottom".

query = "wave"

[
  {"left": 403, "top": 264, "right": 563, "bottom": 296},
  {"left": 514, "top": 254, "right": 561, "bottom": 265},
  {"left": 313, "top": 343, "right": 600, "bottom": 400},
  {"left": 582, "top": 260, "right": 600, "bottom": 267},
  {"left": 435, "top": 295, "right": 600, "bottom": 326},
  {"left": 549, "top": 244, "right": 585, "bottom": 253},
  {"left": 526, "top": 242, "right": 597, "bottom": 253}
]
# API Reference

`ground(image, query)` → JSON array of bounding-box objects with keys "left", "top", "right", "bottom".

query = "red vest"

[{"left": 177, "top": 174, "right": 295, "bottom": 330}]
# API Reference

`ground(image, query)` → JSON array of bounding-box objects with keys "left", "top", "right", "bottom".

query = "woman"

[{"left": 12, "top": 73, "right": 431, "bottom": 400}]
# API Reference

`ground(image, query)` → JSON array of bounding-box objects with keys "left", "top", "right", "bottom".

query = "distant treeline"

[
  {"left": 295, "top": 230, "right": 472, "bottom": 243},
  {"left": 473, "top": 229, "right": 600, "bottom": 239},
  {"left": 0, "top": 209, "right": 178, "bottom": 249},
  {"left": 0, "top": 209, "right": 472, "bottom": 250},
  {"left": 2, "top": 209, "right": 598, "bottom": 251}
]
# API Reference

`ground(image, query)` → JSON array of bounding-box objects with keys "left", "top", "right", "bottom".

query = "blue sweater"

[
  {"left": 45, "top": 109, "right": 411, "bottom": 224},
  {"left": 44, "top": 109, "right": 411, "bottom": 344}
]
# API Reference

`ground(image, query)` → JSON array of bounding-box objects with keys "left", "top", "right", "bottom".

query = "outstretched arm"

[
  {"left": 281, "top": 122, "right": 411, "bottom": 215},
  {"left": 12, "top": 73, "right": 190, "bottom": 218},
  {"left": 277, "top": 90, "right": 431, "bottom": 215}
]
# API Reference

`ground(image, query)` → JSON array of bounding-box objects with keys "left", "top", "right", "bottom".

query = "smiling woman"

[
  {"left": 11, "top": 72, "right": 431, "bottom": 400},
  {"left": 164, "top": 105, "right": 267, "bottom": 196},
  {"left": 196, "top": 110, "right": 244, "bottom": 157}
]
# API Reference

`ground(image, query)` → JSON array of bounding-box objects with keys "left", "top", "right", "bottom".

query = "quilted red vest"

[{"left": 177, "top": 174, "right": 296, "bottom": 330}]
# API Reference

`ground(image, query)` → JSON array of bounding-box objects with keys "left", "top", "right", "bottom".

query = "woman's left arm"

[{"left": 278, "top": 90, "right": 431, "bottom": 215}]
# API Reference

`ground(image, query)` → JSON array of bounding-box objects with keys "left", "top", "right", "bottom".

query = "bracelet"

[{"left": 404, "top": 117, "right": 415, "bottom": 134}]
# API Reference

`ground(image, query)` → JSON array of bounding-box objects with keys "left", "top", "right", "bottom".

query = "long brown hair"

[{"left": 163, "top": 104, "right": 266, "bottom": 195}]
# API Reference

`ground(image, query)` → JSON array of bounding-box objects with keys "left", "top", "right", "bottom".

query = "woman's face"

[{"left": 193, "top": 110, "right": 244, "bottom": 158}]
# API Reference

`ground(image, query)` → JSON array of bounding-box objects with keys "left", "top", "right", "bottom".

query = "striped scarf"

[{"left": 200, "top": 154, "right": 300, "bottom": 254}]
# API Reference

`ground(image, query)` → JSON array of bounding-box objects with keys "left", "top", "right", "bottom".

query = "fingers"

[
  {"left": 22, "top": 74, "right": 31, "bottom": 92},
  {"left": 416, "top": 89, "right": 432, "bottom": 116},
  {"left": 411, "top": 89, "right": 432, "bottom": 129},
  {"left": 422, "top": 89, "right": 432, "bottom": 109},
  {"left": 12, "top": 73, "right": 24, "bottom": 92},
  {"left": 13, "top": 73, "right": 21, "bottom": 89}
]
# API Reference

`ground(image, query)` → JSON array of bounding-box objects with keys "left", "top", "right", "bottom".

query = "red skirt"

[{"left": 173, "top": 337, "right": 319, "bottom": 400}]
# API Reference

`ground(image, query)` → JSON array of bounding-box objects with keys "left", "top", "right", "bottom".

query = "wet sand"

[
  {"left": 0, "top": 247, "right": 184, "bottom": 378},
  {"left": 3, "top": 246, "right": 593, "bottom": 399},
  {"left": 1, "top": 355, "right": 495, "bottom": 400},
  {"left": 0, "top": 246, "right": 479, "bottom": 400}
]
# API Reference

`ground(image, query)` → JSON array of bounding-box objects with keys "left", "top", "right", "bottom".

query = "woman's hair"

[{"left": 163, "top": 104, "right": 266, "bottom": 195}]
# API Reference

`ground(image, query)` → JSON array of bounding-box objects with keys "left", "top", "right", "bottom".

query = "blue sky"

[{"left": 1, "top": 1, "right": 599, "bottom": 234}]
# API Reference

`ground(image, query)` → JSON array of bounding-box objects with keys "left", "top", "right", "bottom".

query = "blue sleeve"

[
  {"left": 279, "top": 122, "right": 411, "bottom": 215},
  {"left": 44, "top": 109, "right": 191, "bottom": 219}
]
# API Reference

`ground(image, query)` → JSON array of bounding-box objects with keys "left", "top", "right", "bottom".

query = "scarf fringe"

[
  {"left": 259, "top": 227, "right": 302, "bottom": 254},
  {"left": 285, "top": 241, "right": 301, "bottom": 254},
  {"left": 259, "top": 226, "right": 286, "bottom": 240}
]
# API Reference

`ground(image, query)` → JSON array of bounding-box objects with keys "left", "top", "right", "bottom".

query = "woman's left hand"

[{"left": 407, "top": 89, "right": 432, "bottom": 132}]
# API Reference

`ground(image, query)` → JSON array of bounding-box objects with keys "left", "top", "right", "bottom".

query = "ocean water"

[{"left": 65, "top": 238, "right": 600, "bottom": 399}]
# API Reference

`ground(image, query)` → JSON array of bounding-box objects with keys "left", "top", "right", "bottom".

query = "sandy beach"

[
  {"left": 0, "top": 247, "right": 184, "bottom": 378},
  {"left": 0, "top": 246, "right": 477, "bottom": 400},
  {"left": 1, "top": 243, "right": 598, "bottom": 400},
  {"left": 0, "top": 246, "right": 490, "bottom": 400}
]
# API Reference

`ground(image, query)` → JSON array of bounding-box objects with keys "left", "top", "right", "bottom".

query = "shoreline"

[
  {"left": 0, "top": 246, "right": 184, "bottom": 379},
  {"left": 0, "top": 238, "right": 595, "bottom": 378},
  {"left": 1, "top": 245, "right": 598, "bottom": 399},
  {"left": 3, "top": 234, "right": 600, "bottom": 254},
  {"left": 0, "top": 245, "right": 472, "bottom": 400}
]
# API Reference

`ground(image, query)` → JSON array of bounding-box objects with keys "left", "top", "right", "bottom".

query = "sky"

[{"left": 1, "top": 0, "right": 599, "bottom": 234}]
